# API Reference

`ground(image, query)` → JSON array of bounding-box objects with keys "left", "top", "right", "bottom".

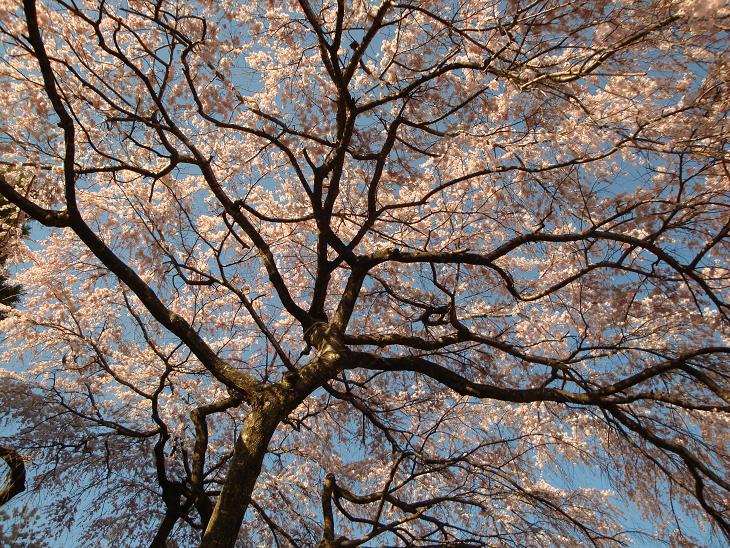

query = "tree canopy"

[{"left": 0, "top": 0, "right": 728, "bottom": 546}]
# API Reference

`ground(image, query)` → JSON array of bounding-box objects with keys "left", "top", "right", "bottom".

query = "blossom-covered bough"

[{"left": 0, "top": 0, "right": 728, "bottom": 545}]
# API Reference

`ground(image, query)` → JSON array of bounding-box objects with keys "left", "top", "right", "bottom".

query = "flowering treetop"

[{"left": 0, "top": 0, "right": 728, "bottom": 545}]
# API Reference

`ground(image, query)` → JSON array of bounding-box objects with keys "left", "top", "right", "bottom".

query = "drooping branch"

[{"left": 353, "top": 348, "right": 730, "bottom": 412}]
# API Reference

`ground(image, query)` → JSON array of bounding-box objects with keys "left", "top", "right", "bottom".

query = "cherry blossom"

[{"left": 0, "top": 0, "right": 728, "bottom": 546}]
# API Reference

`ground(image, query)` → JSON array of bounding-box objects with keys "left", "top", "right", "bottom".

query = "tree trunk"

[
  {"left": 150, "top": 507, "right": 182, "bottom": 547},
  {"left": 0, "top": 446, "right": 25, "bottom": 506},
  {"left": 200, "top": 403, "right": 283, "bottom": 548}
]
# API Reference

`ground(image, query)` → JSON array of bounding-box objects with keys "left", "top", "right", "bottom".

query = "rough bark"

[
  {"left": 200, "top": 402, "right": 285, "bottom": 548},
  {"left": 0, "top": 446, "right": 25, "bottom": 507}
]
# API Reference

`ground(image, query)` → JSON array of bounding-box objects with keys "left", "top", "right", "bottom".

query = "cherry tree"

[{"left": 0, "top": 0, "right": 728, "bottom": 545}]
